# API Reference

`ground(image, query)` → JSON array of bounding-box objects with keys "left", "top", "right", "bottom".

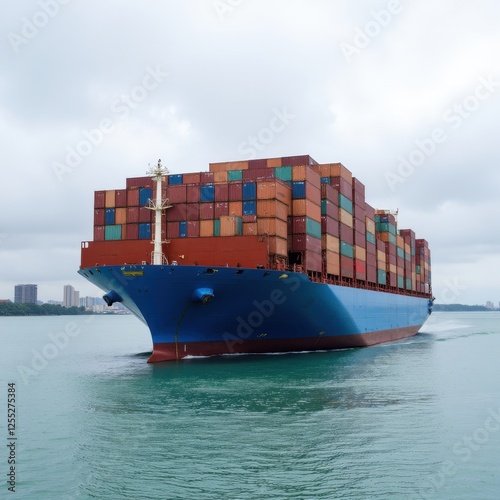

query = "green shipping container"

[
  {"left": 416, "top": 265, "right": 421, "bottom": 274},
  {"left": 274, "top": 166, "right": 292, "bottom": 182},
  {"left": 105, "top": 224, "right": 122, "bottom": 240},
  {"left": 340, "top": 241, "right": 354, "bottom": 259},
  {"left": 376, "top": 222, "right": 396, "bottom": 235},
  {"left": 338, "top": 193, "right": 353, "bottom": 214},
  {"left": 306, "top": 218, "right": 322, "bottom": 239},
  {"left": 377, "top": 269, "right": 387, "bottom": 285},
  {"left": 214, "top": 219, "right": 220, "bottom": 237},
  {"left": 406, "top": 278, "right": 412, "bottom": 290},
  {"left": 397, "top": 275, "right": 404, "bottom": 288},
  {"left": 228, "top": 170, "right": 243, "bottom": 181},
  {"left": 397, "top": 247, "right": 405, "bottom": 259},
  {"left": 366, "top": 231, "right": 376, "bottom": 245}
]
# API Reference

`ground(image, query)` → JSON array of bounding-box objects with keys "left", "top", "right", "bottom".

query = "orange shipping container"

[
  {"left": 322, "top": 234, "right": 340, "bottom": 253},
  {"left": 214, "top": 171, "right": 228, "bottom": 183},
  {"left": 219, "top": 216, "right": 242, "bottom": 237},
  {"left": 200, "top": 220, "right": 214, "bottom": 237},
  {"left": 256, "top": 180, "right": 292, "bottom": 205},
  {"left": 105, "top": 190, "right": 116, "bottom": 208},
  {"left": 115, "top": 207, "right": 127, "bottom": 225},
  {"left": 228, "top": 201, "right": 243, "bottom": 217},
  {"left": 257, "top": 200, "right": 288, "bottom": 221},
  {"left": 292, "top": 199, "right": 321, "bottom": 222},
  {"left": 243, "top": 222, "right": 258, "bottom": 236},
  {"left": 319, "top": 163, "right": 352, "bottom": 182},
  {"left": 266, "top": 157, "right": 282, "bottom": 168},
  {"left": 257, "top": 218, "right": 288, "bottom": 239},
  {"left": 268, "top": 236, "right": 288, "bottom": 257}
]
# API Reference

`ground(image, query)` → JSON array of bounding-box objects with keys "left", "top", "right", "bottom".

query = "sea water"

[{"left": 1, "top": 312, "right": 500, "bottom": 499}]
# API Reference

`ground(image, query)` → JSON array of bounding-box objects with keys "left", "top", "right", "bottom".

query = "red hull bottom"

[{"left": 147, "top": 325, "right": 421, "bottom": 362}]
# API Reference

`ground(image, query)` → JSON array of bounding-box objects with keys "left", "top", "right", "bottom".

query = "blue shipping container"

[
  {"left": 243, "top": 201, "right": 256, "bottom": 215},
  {"left": 242, "top": 182, "right": 256, "bottom": 200},
  {"left": 105, "top": 208, "right": 115, "bottom": 225},
  {"left": 139, "top": 188, "right": 152, "bottom": 206},
  {"left": 321, "top": 177, "right": 330, "bottom": 184},
  {"left": 200, "top": 184, "right": 215, "bottom": 202},
  {"left": 138, "top": 223, "right": 151, "bottom": 240},
  {"left": 179, "top": 221, "right": 187, "bottom": 238},
  {"left": 292, "top": 181, "right": 305, "bottom": 199},
  {"left": 169, "top": 174, "right": 183, "bottom": 185}
]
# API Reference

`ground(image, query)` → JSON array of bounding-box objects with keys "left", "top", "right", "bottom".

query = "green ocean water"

[{"left": 1, "top": 312, "right": 500, "bottom": 499}]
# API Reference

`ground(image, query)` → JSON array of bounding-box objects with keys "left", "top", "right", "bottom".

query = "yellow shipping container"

[
  {"left": 324, "top": 251, "right": 340, "bottom": 275},
  {"left": 365, "top": 217, "right": 375, "bottom": 234},
  {"left": 322, "top": 234, "right": 340, "bottom": 253},
  {"left": 339, "top": 208, "right": 353, "bottom": 227}
]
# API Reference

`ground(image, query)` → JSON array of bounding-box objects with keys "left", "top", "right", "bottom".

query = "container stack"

[{"left": 90, "top": 154, "right": 430, "bottom": 295}]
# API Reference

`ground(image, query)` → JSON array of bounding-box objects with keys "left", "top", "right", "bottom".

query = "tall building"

[
  {"left": 63, "top": 285, "right": 80, "bottom": 308},
  {"left": 14, "top": 284, "right": 37, "bottom": 304}
]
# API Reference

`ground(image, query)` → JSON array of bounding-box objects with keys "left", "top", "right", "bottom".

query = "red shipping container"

[
  {"left": 321, "top": 183, "right": 339, "bottom": 203},
  {"left": 352, "top": 177, "right": 365, "bottom": 196},
  {"left": 353, "top": 218, "right": 366, "bottom": 233},
  {"left": 321, "top": 216, "right": 339, "bottom": 237},
  {"left": 365, "top": 203, "right": 376, "bottom": 220},
  {"left": 183, "top": 172, "right": 201, "bottom": 184},
  {"left": 215, "top": 183, "right": 229, "bottom": 202},
  {"left": 242, "top": 215, "right": 257, "bottom": 223},
  {"left": 94, "top": 225, "right": 104, "bottom": 241},
  {"left": 201, "top": 172, "right": 214, "bottom": 184},
  {"left": 353, "top": 204, "right": 366, "bottom": 220},
  {"left": 291, "top": 234, "right": 321, "bottom": 253},
  {"left": 200, "top": 203, "right": 214, "bottom": 220},
  {"left": 215, "top": 202, "right": 229, "bottom": 218},
  {"left": 243, "top": 168, "right": 275, "bottom": 181},
  {"left": 353, "top": 190, "right": 365, "bottom": 208},
  {"left": 125, "top": 223, "right": 139, "bottom": 240},
  {"left": 126, "top": 176, "right": 153, "bottom": 189},
  {"left": 229, "top": 182, "right": 243, "bottom": 201},
  {"left": 248, "top": 158, "right": 268, "bottom": 169},
  {"left": 186, "top": 203, "right": 199, "bottom": 221},
  {"left": 186, "top": 184, "right": 200, "bottom": 203},
  {"left": 94, "top": 209, "right": 105, "bottom": 226},
  {"left": 187, "top": 221, "right": 200, "bottom": 238},
  {"left": 292, "top": 216, "right": 306, "bottom": 234},
  {"left": 127, "top": 206, "right": 139, "bottom": 223},
  {"left": 366, "top": 241, "right": 376, "bottom": 256},
  {"left": 127, "top": 188, "right": 140, "bottom": 207},
  {"left": 304, "top": 251, "right": 322, "bottom": 272},
  {"left": 366, "top": 264, "right": 377, "bottom": 283},
  {"left": 282, "top": 155, "right": 318, "bottom": 167},
  {"left": 115, "top": 189, "right": 127, "bottom": 207},
  {"left": 139, "top": 207, "right": 151, "bottom": 223},
  {"left": 167, "top": 204, "right": 187, "bottom": 222},
  {"left": 339, "top": 223, "right": 353, "bottom": 244},
  {"left": 340, "top": 255, "right": 354, "bottom": 278},
  {"left": 354, "top": 230, "right": 366, "bottom": 247},
  {"left": 167, "top": 222, "right": 180, "bottom": 239},
  {"left": 168, "top": 185, "right": 187, "bottom": 203},
  {"left": 322, "top": 199, "right": 339, "bottom": 219},
  {"left": 330, "top": 176, "right": 352, "bottom": 198},
  {"left": 94, "top": 191, "right": 105, "bottom": 209}
]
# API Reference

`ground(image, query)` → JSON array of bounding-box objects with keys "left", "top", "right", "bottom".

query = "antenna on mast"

[{"left": 146, "top": 159, "right": 172, "bottom": 265}]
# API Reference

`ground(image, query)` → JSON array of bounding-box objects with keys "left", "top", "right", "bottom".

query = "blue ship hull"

[{"left": 78, "top": 264, "right": 433, "bottom": 362}]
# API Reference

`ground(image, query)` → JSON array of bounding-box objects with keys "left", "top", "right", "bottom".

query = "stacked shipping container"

[{"left": 91, "top": 155, "right": 431, "bottom": 295}]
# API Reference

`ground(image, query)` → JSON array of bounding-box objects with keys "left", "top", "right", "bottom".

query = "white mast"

[{"left": 146, "top": 159, "right": 171, "bottom": 265}]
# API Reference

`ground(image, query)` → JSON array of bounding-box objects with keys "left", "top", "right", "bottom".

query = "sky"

[{"left": 1, "top": 0, "right": 499, "bottom": 305}]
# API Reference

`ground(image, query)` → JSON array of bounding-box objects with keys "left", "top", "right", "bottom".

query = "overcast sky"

[{"left": 1, "top": 0, "right": 499, "bottom": 305}]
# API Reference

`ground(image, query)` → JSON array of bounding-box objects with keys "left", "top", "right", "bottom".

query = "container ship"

[{"left": 78, "top": 155, "right": 433, "bottom": 362}]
